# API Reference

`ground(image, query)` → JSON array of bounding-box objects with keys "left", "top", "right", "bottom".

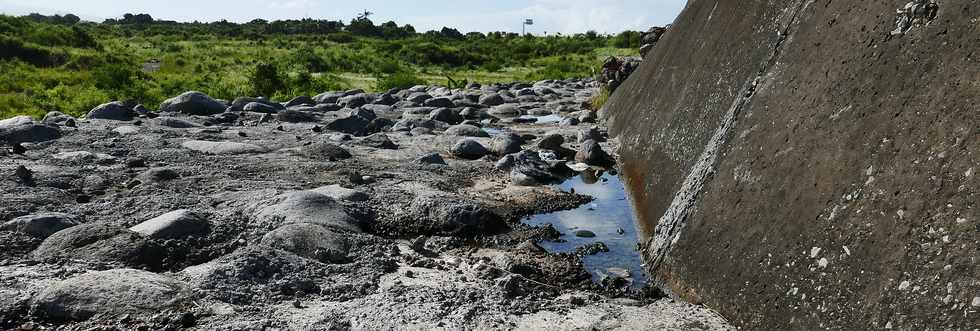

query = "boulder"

[
  {"left": 299, "top": 142, "right": 352, "bottom": 161},
  {"left": 32, "top": 223, "right": 165, "bottom": 269},
  {"left": 510, "top": 151, "right": 569, "bottom": 186},
  {"left": 357, "top": 133, "right": 398, "bottom": 150},
  {"left": 373, "top": 93, "right": 398, "bottom": 106},
  {"left": 32, "top": 269, "right": 190, "bottom": 321},
  {"left": 444, "top": 124, "right": 490, "bottom": 137},
  {"left": 86, "top": 101, "right": 135, "bottom": 120},
  {"left": 423, "top": 97, "right": 455, "bottom": 108},
  {"left": 326, "top": 115, "right": 373, "bottom": 136},
  {"left": 0, "top": 122, "right": 61, "bottom": 144},
  {"left": 310, "top": 185, "right": 370, "bottom": 202},
  {"left": 396, "top": 194, "right": 507, "bottom": 237},
  {"left": 255, "top": 191, "right": 360, "bottom": 232},
  {"left": 284, "top": 96, "right": 315, "bottom": 108},
  {"left": 488, "top": 104, "right": 521, "bottom": 117},
  {"left": 160, "top": 91, "right": 226, "bottom": 115},
  {"left": 575, "top": 140, "right": 615, "bottom": 166},
  {"left": 407, "top": 92, "right": 433, "bottom": 104},
  {"left": 0, "top": 212, "right": 80, "bottom": 239},
  {"left": 129, "top": 209, "right": 210, "bottom": 239},
  {"left": 139, "top": 167, "right": 180, "bottom": 182},
  {"left": 244, "top": 101, "right": 282, "bottom": 114},
  {"left": 537, "top": 132, "right": 565, "bottom": 150},
  {"left": 478, "top": 93, "right": 505, "bottom": 106},
  {"left": 181, "top": 140, "right": 268, "bottom": 155},
  {"left": 414, "top": 153, "right": 447, "bottom": 165},
  {"left": 450, "top": 139, "right": 490, "bottom": 160},
  {"left": 577, "top": 126, "right": 603, "bottom": 143},
  {"left": 489, "top": 132, "right": 524, "bottom": 155},
  {"left": 313, "top": 91, "right": 345, "bottom": 104},
  {"left": 260, "top": 223, "right": 350, "bottom": 263},
  {"left": 428, "top": 107, "right": 462, "bottom": 125},
  {"left": 42, "top": 111, "right": 75, "bottom": 126},
  {"left": 348, "top": 108, "right": 377, "bottom": 121},
  {"left": 338, "top": 94, "right": 368, "bottom": 108},
  {"left": 155, "top": 117, "right": 199, "bottom": 128},
  {"left": 277, "top": 109, "right": 318, "bottom": 123}
]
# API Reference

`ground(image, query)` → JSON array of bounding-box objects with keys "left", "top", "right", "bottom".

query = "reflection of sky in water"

[
  {"left": 523, "top": 171, "right": 650, "bottom": 287},
  {"left": 519, "top": 114, "right": 564, "bottom": 124}
]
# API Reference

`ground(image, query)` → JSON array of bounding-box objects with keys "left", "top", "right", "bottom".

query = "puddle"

[
  {"left": 523, "top": 169, "right": 651, "bottom": 287},
  {"left": 484, "top": 127, "right": 504, "bottom": 136},
  {"left": 518, "top": 114, "right": 564, "bottom": 124}
]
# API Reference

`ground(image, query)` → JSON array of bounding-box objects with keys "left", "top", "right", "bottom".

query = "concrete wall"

[{"left": 604, "top": 0, "right": 978, "bottom": 329}]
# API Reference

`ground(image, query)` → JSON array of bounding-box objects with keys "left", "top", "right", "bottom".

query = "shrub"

[
  {"left": 249, "top": 62, "right": 285, "bottom": 97},
  {"left": 374, "top": 70, "right": 426, "bottom": 91},
  {"left": 590, "top": 87, "right": 611, "bottom": 111}
]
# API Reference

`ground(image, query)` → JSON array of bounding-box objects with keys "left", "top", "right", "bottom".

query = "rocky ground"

[{"left": 0, "top": 80, "right": 732, "bottom": 330}]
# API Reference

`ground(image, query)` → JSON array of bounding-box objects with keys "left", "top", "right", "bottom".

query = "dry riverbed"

[{"left": 0, "top": 80, "right": 732, "bottom": 330}]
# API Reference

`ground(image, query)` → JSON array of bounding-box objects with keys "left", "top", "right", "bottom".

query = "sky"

[{"left": 0, "top": 0, "right": 686, "bottom": 34}]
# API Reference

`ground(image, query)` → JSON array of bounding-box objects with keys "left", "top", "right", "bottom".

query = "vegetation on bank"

[{"left": 0, "top": 13, "right": 640, "bottom": 119}]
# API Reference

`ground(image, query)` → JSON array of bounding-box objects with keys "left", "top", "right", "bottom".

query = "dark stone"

[
  {"left": 415, "top": 153, "right": 447, "bottom": 165},
  {"left": 358, "top": 133, "right": 398, "bottom": 150},
  {"left": 300, "top": 142, "right": 352, "bottom": 161},
  {"left": 450, "top": 139, "right": 490, "bottom": 160},
  {"left": 160, "top": 91, "right": 226, "bottom": 115},
  {"left": 87, "top": 102, "right": 135, "bottom": 120}
]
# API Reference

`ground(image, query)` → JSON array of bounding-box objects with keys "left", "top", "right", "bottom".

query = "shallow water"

[
  {"left": 523, "top": 169, "right": 651, "bottom": 287},
  {"left": 519, "top": 114, "right": 564, "bottom": 124}
]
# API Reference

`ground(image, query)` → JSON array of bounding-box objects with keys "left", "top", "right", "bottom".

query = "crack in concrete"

[{"left": 644, "top": 0, "right": 810, "bottom": 279}]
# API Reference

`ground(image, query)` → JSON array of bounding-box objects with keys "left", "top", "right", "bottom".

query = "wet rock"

[
  {"left": 414, "top": 153, "right": 447, "bottom": 165},
  {"left": 450, "top": 139, "right": 490, "bottom": 160},
  {"left": 42, "top": 111, "right": 75, "bottom": 125},
  {"left": 559, "top": 117, "right": 580, "bottom": 127},
  {"left": 537, "top": 132, "right": 565, "bottom": 150},
  {"left": 575, "top": 140, "right": 615, "bottom": 167},
  {"left": 428, "top": 107, "right": 462, "bottom": 125},
  {"left": 32, "top": 269, "right": 190, "bottom": 321},
  {"left": 156, "top": 116, "right": 199, "bottom": 128},
  {"left": 489, "top": 132, "right": 525, "bottom": 155},
  {"left": 260, "top": 223, "right": 351, "bottom": 263},
  {"left": 577, "top": 126, "right": 603, "bottom": 143},
  {"left": 495, "top": 154, "right": 517, "bottom": 170},
  {"left": 300, "top": 142, "right": 352, "bottom": 161},
  {"left": 397, "top": 194, "right": 507, "bottom": 237},
  {"left": 0, "top": 212, "right": 80, "bottom": 239},
  {"left": 181, "top": 140, "right": 268, "bottom": 155},
  {"left": 574, "top": 230, "right": 597, "bottom": 238},
  {"left": 444, "top": 124, "right": 489, "bottom": 137},
  {"left": 255, "top": 191, "right": 360, "bottom": 232},
  {"left": 129, "top": 209, "right": 210, "bottom": 239},
  {"left": 358, "top": 133, "right": 398, "bottom": 150},
  {"left": 310, "top": 185, "right": 370, "bottom": 202},
  {"left": 87, "top": 101, "right": 135, "bottom": 120},
  {"left": 32, "top": 223, "right": 165, "bottom": 269},
  {"left": 139, "top": 167, "right": 180, "bottom": 182},
  {"left": 510, "top": 151, "right": 568, "bottom": 186},
  {"left": 277, "top": 109, "right": 318, "bottom": 123},
  {"left": 244, "top": 101, "right": 281, "bottom": 114},
  {"left": 160, "top": 91, "right": 226, "bottom": 115}
]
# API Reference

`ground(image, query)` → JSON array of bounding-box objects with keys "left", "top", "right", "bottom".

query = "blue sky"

[{"left": 0, "top": 0, "right": 686, "bottom": 34}]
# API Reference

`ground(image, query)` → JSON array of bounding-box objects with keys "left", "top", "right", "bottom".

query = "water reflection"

[{"left": 523, "top": 170, "right": 651, "bottom": 287}]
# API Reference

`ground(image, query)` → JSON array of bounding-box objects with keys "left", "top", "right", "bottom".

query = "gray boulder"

[
  {"left": 489, "top": 132, "right": 524, "bottom": 155},
  {"left": 428, "top": 107, "right": 462, "bottom": 125},
  {"left": 160, "top": 91, "right": 226, "bottom": 115},
  {"left": 284, "top": 95, "right": 315, "bottom": 107},
  {"left": 260, "top": 223, "right": 351, "bottom": 263},
  {"left": 313, "top": 91, "right": 345, "bottom": 104},
  {"left": 310, "top": 185, "right": 370, "bottom": 202},
  {"left": 444, "top": 124, "right": 489, "bottom": 137},
  {"left": 577, "top": 126, "right": 603, "bottom": 143},
  {"left": 255, "top": 191, "right": 360, "bottom": 232},
  {"left": 423, "top": 97, "right": 455, "bottom": 108},
  {"left": 244, "top": 101, "right": 282, "bottom": 114},
  {"left": 139, "top": 167, "right": 180, "bottom": 182},
  {"left": 451, "top": 139, "right": 490, "bottom": 160},
  {"left": 338, "top": 94, "right": 368, "bottom": 108},
  {"left": 0, "top": 212, "right": 80, "bottom": 239},
  {"left": 129, "top": 209, "right": 210, "bottom": 239},
  {"left": 478, "top": 93, "right": 505, "bottom": 106},
  {"left": 277, "top": 109, "right": 318, "bottom": 123},
  {"left": 357, "top": 133, "right": 398, "bottom": 150},
  {"left": 86, "top": 101, "right": 134, "bottom": 120},
  {"left": 32, "top": 223, "right": 165, "bottom": 269},
  {"left": 414, "top": 153, "right": 447, "bottom": 165},
  {"left": 575, "top": 140, "right": 615, "bottom": 166},
  {"left": 487, "top": 104, "right": 521, "bottom": 117},
  {"left": 397, "top": 194, "right": 506, "bottom": 237},
  {"left": 32, "top": 269, "right": 190, "bottom": 321},
  {"left": 155, "top": 117, "right": 199, "bottom": 128},
  {"left": 42, "top": 111, "right": 75, "bottom": 126},
  {"left": 181, "top": 140, "right": 268, "bottom": 155},
  {"left": 299, "top": 142, "right": 352, "bottom": 161},
  {"left": 537, "top": 132, "right": 565, "bottom": 150},
  {"left": 0, "top": 123, "right": 61, "bottom": 144}
]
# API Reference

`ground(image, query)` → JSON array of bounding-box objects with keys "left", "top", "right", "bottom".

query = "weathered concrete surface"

[{"left": 604, "top": 0, "right": 978, "bottom": 329}]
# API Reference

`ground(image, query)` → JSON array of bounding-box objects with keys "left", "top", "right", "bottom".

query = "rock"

[
  {"left": 0, "top": 122, "right": 61, "bottom": 144},
  {"left": 478, "top": 93, "right": 505, "bottom": 106},
  {"left": 52, "top": 151, "right": 114, "bottom": 164},
  {"left": 87, "top": 101, "right": 135, "bottom": 120},
  {"left": 414, "top": 153, "right": 447, "bottom": 165},
  {"left": 450, "top": 139, "right": 490, "bottom": 160},
  {"left": 112, "top": 125, "right": 139, "bottom": 135},
  {"left": 260, "top": 223, "right": 351, "bottom": 263},
  {"left": 32, "top": 223, "right": 165, "bottom": 269},
  {"left": 575, "top": 140, "right": 615, "bottom": 167},
  {"left": 579, "top": 110, "right": 597, "bottom": 123},
  {"left": 244, "top": 102, "right": 281, "bottom": 114},
  {"left": 0, "top": 212, "right": 80, "bottom": 239},
  {"left": 42, "top": 111, "right": 75, "bottom": 125},
  {"left": 488, "top": 104, "right": 521, "bottom": 117},
  {"left": 181, "top": 140, "right": 268, "bottom": 155},
  {"left": 129, "top": 209, "right": 210, "bottom": 239},
  {"left": 373, "top": 93, "right": 397, "bottom": 106},
  {"left": 277, "top": 109, "right": 318, "bottom": 123},
  {"left": 284, "top": 96, "right": 315, "bottom": 107},
  {"left": 559, "top": 117, "right": 580, "bottom": 126},
  {"left": 397, "top": 194, "right": 507, "bottom": 237},
  {"left": 358, "top": 133, "right": 398, "bottom": 150},
  {"left": 495, "top": 154, "right": 517, "bottom": 170},
  {"left": 444, "top": 124, "right": 490, "bottom": 137},
  {"left": 428, "top": 108, "right": 462, "bottom": 125},
  {"left": 310, "top": 185, "right": 370, "bottom": 202},
  {"left": 156, "top": 116, "right": 199, "bottom": 128},
  {"left": 32, "top": 269, "right": 190, "bottom": 321},
  {"left": 338, "top": 94, "right": 368, "bottom": 108},
  {"left": 510, "top": 151, "right": 569, "bottom": 186},
  {"left": 489, "top": 132, "right": 524, "bottom": 155},
  {"left": 577, "top": 126, "right": 603, "bottom": 143},
  {"left": 299, "top": 142, "right": 352, "bottom": 161},
  {"left": 313, "top": 91, "right": 345, "bottom": 104},
  {"left": 407, "top": 92, "right": 433, "bottom": 104},
  {"left": 423, "top": 97, "right": 455, "bottom": 108},
  {"left": 159, "top": 91, "right": 226, "bottom": 115},
  {"left": 139, "top": 167, "right": 180, "bottom": 182},
  {"left": 180, "top": 245, "right": 320, "bottom": 293},
  {"left": 537, "top": 133, "right": 565, "bottom": 150},
  {"left": 574, "top": 230, "right": 596, "bottom": 238},
  {"left": 255, "top": 191, "right": 360, "bottom": 232},
  {"left": 410, "top": 127, "right": 434, "bottom": 136},
  {"left": 392, "top": 118, "right": 444, "bottom": 132},
  {"left": 326, "top": 115, "right": 373, "bottom": 136},
  {"left": 459, "top": 107, "right": 484, "bottom": 119}
]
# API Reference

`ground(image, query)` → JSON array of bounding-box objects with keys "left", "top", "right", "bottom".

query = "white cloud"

[{"left": 266, "top": 0, "right": 317, "bottom": 10}]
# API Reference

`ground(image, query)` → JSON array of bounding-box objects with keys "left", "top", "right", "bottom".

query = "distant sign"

[{"left": 524, "top": 19, "right": 534, "bottom": 25}]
